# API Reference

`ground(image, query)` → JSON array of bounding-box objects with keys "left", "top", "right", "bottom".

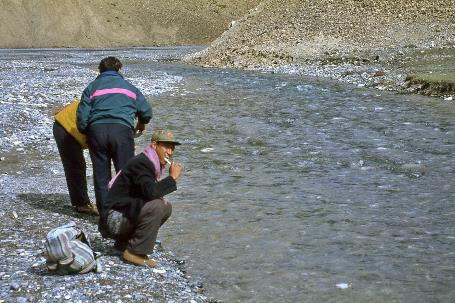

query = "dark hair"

[{"left": 98, "top": 56, "right": 122, "bottom": 73}]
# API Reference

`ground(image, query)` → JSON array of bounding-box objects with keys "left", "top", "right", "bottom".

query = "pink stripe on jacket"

[{"left": 89, "top": 88, "right": 137, "bottom": 101}]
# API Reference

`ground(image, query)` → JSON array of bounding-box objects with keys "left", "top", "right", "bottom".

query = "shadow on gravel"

[
  {"left": 29, "top": 263, "right": 55, "bottom": 277},
  {"left": 17, "top": 192, "right": 98, "bottom": 224}
]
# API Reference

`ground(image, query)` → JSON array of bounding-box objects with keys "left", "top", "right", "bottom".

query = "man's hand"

[
  {"left": 169, "top": 162, "right": 183, "bottom": 181},
  {"left": 135, "top": 121, "right": 146, "bottom": 133}
]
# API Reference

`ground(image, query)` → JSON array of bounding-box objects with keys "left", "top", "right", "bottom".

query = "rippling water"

[
  {"left": 1, "top": 48, "right": 454, "bottom": 303},
  {"left": 141, "top": 63, "right": 455, "bottom": 303}
]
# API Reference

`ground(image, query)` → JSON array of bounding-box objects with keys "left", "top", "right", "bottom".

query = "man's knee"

[
  {"left": 142, "top": 199, "right": 172, "bottom": 218},
  {"left": 161, "top": 200, "right": 172, "bottom": 217}
]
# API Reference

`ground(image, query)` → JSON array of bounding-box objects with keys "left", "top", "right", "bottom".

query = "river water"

[{"left": 1, "top": 48, "right": 454, "bottom": 302}]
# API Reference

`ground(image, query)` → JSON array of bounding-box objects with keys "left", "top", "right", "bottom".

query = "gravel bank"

[
  {"left": 187, "top": 0, "right": 455, "bottom": 98},
  {"left": 0, "top": 48, "right": 214, "bottom": 303},
  {"left": 0, "top": 185, "right": 208, "bottom": 303}
]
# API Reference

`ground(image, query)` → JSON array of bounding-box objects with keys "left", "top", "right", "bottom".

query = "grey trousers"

[{"left": 107, "top": 198, "right": 172, "bottom": 255}]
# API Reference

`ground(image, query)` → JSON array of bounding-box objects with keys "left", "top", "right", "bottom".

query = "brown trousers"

[{"left": 115, "top": 199, "right": 172, "bottom": 255}]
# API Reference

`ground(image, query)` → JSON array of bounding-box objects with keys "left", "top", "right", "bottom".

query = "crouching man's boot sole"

[{"left": 122, "top": 249, "right": 157, "bottom": 267}]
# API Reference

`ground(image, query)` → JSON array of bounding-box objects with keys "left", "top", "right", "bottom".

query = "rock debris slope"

[
  {"left": 190, "top": 0, "right": 455, "bottom": 67},
  {"left": 187, "top": 0, "right": 455, "bottom": 97}
]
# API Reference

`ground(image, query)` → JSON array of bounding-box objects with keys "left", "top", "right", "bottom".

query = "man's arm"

[
  {"left": 76, "top": 88, "right": 92, "bottom": 134},
  {"left": 135, "top": 91, "right": 152, "bottom": 125},
  {"left": 134, "top": 159, "right": 177, "bottom": 201}
]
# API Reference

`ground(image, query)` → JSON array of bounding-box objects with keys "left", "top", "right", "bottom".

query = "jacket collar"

[{"left": 98, "top": 71, "right": 123, "bottom": 78}]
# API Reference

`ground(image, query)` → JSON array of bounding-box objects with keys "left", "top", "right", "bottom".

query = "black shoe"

[{"left": 114, "top": 241, "right": 127, "bottom": 252}]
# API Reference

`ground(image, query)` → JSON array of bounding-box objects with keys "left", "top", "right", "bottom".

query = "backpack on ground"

[{"left": 44, "top": 222, "right": 98, "bottom": 274}]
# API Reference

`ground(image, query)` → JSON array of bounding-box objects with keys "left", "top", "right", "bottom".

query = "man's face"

[{"left": 152, "top": 141, "right": 176, "bottom": 165}]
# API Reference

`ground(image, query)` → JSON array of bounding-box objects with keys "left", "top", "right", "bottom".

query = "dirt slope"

[
  {"left": 0, "top": 0, "right": 260, "bottom": 48},
  {"left": 189, "top": 0, "right": 455, "bottom": 67},
  {"left": 186, "top": 0, "right": 455, "bottom": 97}
]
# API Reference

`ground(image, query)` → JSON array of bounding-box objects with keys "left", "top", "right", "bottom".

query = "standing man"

[
  {"left": 53, "top": 99, "right": 98, "bottom": 215},
  {"left": 77, "top": 56, "right": 152, "bottom": 213},
  {"left": 99, "top": 129, "right": 183, "bottom": 267}
]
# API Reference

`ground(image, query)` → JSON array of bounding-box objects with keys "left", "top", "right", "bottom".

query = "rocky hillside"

[
  {"left": 189, "top": 0, "right": 455, "bottom": 67},
  {"left": 186, "top": 0, "right": 455, "bottom": 97},
  {"left": 0, "top": 0, "right": 260, "bottom": 48}
]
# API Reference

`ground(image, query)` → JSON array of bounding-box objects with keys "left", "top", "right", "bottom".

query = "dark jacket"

[
  {"left": 77, "top": 71, "right": 152, "bottom": 134},
  {"left": 99, "top": 153, "right": 177, "bottom": 232}
]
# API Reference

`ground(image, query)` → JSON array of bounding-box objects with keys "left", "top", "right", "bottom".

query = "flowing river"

[{"left": 1, "top": 48, "right": 454, "bottom": 303}]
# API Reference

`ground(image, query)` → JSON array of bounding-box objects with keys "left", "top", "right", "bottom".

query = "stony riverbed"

[{"left": 0, "top": 47, "right": 212, "bottom": 303}]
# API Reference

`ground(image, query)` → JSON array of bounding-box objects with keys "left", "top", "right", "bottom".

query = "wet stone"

[
  {"left": 16, "top": 297, "right": 27, "bottom": 303},
  {"left": 10, "top": 282, "right": 20, "bottom": 290}
]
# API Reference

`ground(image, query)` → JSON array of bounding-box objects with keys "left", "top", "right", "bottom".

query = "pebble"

[
  {"left": 10, "top": 282, "right": 21, "bottom": 290},
  {"left": 153, "top": 268, "right": 167, "bottom": 274},
  {"left": 133, "top": 294, "right": 145, "bottom": 300}
]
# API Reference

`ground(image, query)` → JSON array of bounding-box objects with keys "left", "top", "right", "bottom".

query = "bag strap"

[{"left": 94, "top": 252, "right": 103, "bottom": 273}]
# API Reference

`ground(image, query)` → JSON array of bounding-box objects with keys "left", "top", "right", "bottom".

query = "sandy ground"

[{"left": 0, "top": 0, "right": 260, "bottom": 48}]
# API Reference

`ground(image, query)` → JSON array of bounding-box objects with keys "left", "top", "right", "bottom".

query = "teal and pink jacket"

[{"left": 77, "top": 71, "right": 152, "bottom": 134}]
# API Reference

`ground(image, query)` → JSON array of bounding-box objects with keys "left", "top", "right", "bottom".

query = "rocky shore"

[
  {"left": 0, "top": 48, "right": 213, "bottom": 303},
  {"left": 0, "top": 151, "right": 211, "bottom": 303},
  {"left": 187, "top": 0, "right": 455, "bottom": 99},
  {"left": 0, "top": 189, "right": 208, "bottom": 303}
]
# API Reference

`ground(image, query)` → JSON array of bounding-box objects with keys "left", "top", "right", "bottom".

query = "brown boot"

[
  {"left": 122, "top": 249, "right": 157, "bottom": 267},
  {"left": 76, "top": 203, "right": 99, "bottom": 216}
]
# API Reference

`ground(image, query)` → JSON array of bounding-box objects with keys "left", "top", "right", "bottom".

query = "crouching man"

[{"left": 99, "top": 129, "right": 183, "bottom": 267}]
